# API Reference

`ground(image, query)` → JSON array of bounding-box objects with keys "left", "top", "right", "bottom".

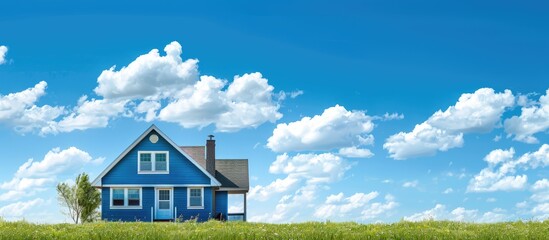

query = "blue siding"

[
  {"left": 102, "top": 130, "right": 210, "bottom": 185},
  {"left": 101, "top": 187, "right": 155, "bottom": 222},
  {"left": 174, "top": 187, "right": 213, "bottom": 222},
  {"left": 215, "top": 191, "right": 228, "bottom": 220}
]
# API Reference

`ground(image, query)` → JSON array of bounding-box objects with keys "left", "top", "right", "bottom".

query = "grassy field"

[{"left": 1, "top": 220, "right": 548, "bottom": 239}]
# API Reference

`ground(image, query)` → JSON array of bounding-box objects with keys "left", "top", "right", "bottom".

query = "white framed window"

[
  {"left": 138, "top": 151, "right": 169, "bottom": 174},
  {"left": 110, "top": 187, "right": 142, "bottom": 209},
  {"left": 187, "top": 187, "right": 204, "bottom": 209}
]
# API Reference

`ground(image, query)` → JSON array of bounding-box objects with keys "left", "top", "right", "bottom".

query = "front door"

[{"left": 156, "top": 188, "right": 172, "bottom": 219}]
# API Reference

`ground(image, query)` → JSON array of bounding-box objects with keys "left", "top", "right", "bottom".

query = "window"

[
  {"left": 187, "top": 187, "right": 204, "bottom": 209},
  {"left": 112, "top": 189, "right": 125, "bottom": 206},
  {"left": 155, "top": 153, "right": 167, "bottom": 171},
  {"left": 128, "top": 189, "right": 140, "bottom": 206},
  {"left": 111, "top": 188, "right": 142, "bottom": 208},
  {"left": 139, "top": 153, "right": 152, "bottom": 171},
  {"left": 138, "top": 151, "right": 169, "bottom": 173},
  {"left": 158, "top": 189, "right": 170, "bottom": 210}
]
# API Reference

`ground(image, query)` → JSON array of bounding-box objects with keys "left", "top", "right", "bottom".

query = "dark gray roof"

[{"left": 215, "top": 159, "right": 249, "bottom": 191}]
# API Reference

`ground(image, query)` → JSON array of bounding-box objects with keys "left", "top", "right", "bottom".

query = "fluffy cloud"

[
  {"left": 267, "top": 105, "right": 374, "bottom": 152},
  {"left": 249, "top": 153, "right": 351, "bottom": 201},
  {"left": 404, "top": 204, "right": 509, "bottom": 222},
  {"left": 50, "top": 42, "right": 281, "bottom": 134},
  {"left": 0, "top": 81, "right": 65, "bottom": 134},
  {"left": 314, "top": 192, "right": 398, "bottom": 221},
  {"left": 384, "top": 88, "right": 514, "bottom": 160},
  {"left": 158, "top": 73, "right": 282, "bottom": 131},
  {"left": 384, "top": 123, "right": 463, "bottom": 160},
  {"left": 94, "top": 41, "right": 199, "bottom": 99},
  {"left": 0, "top": 198, "right": 45, "bottom": 219},
  {"left": 504, "top": 89, "right": 549, "bottom": 144},
  {"left": 3, "top": 42, "right": 283, "bottom": 135},
  {"left": 468, "top": 145, "right": 549, "bottom": 192},
  {"left": 0, "top": 147, "right": 103, "bottom": 201},
  {"left": 338, "top": 147, "right": 374, "bottom": 158},
  {"left": 248, "top": 153, "right": 353, "bottom": 222},
  {"left": 44, "top": 97, "right": 128, "bottom": 134},
  {"left": 528, "top": 178, "right": 549, "bottom": 219},
  {"left": 427, "top": 88, "right": 514, "bottom": 133},
  {"left": 0, "top": 45, "right": 7, "bottom": 64}
]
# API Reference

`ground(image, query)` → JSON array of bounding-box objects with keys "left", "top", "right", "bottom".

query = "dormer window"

[{"left": 138, "top": 151, "right": 169, "bottom": 174}]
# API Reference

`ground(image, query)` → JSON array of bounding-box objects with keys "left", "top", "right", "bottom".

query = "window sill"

[
  {"left": 138, "top": 171, "right": 169, "bottom": 174},
  {"left": 187, "top": 206, "right": 204, "bottom": 210},
  {"left": 110, "top": 206, "right": 143, "bottom": 210}
]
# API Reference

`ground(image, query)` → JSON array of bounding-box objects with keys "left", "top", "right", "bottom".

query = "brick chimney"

[{"left": 206, "top": 135, "right": 216, "bottom": 176}]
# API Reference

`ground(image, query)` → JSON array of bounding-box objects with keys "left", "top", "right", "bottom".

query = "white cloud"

[
  {"left": 91, "top": 42, "right": 282, "bottom": 133},
  {"left": 135, "top": 100, "right": 161, "bottom": 122},
  {"left": 0, "top": 147, "right": 103, "bottom": 201},
  {"left": 361, "top": 194, "right": 398, "bottom": 220},
  {"left": 19, "top": 41, "right": 283, "bottom": 135},
  {"left": 404, "top": 204, "right": 448, "bottom": 221},
  {"left": 249, "top": 153, "right": 351, "bottom": 202},
  {"left": 15, "top": 147, "right": 102, "bottom": 178},
  {"left": 404, "top": 204, "right": 509, "bottom": 222},
  {"left": 248, "top": 176, "right": 300, "bottom": 202},
  {"left": 486, "top": 198, "right": 497, "bottom": 203},
  {"left": 278, "top": 90, "right": 304, "bottom": 101},
  {"left": 402, "top": 180, "right": 419, "bottom": 188},
  {"left": 532, "top": 203, "right": 549, "bottom": 220},
  {"left": 443, "top": 188, "right": 454, "bottom": 194},
  {"left": 289, "top": 90, "right": 304, "bottom": 98},
  {"left": 379, "top": 112, "right": 404, "bottom": 121},
  {"left": 228, "top": 203, "right": 244, "bottom": 213},
  {"left": 384, "top": 123, "right": 464, "bottom": 160},
  {"left": 267, "top": 105, "right": 374, "bottom": 152},
  {"left": 94, "top": 41, "right": 199, "bottom": 100},
  {"left": 43, "top": 97, "right": 128, "bottom": 134},
  {"left": 0, "top": 198, "right": 45, "bottom": 219},
  {"left": 484, "top": 148, "right": 515, "bottom": 166},
  {"left": 0, "top": 81, "right": 65, "bottom": 134},
  {"left": 532, "top": 179, "right": 549, "bottom": 191},
  {"left": 516, "top": 201, "right": 528, "bottom": 208},
  {"left": 314, "top": 192, "right": 379, "bottom": 219},
  {"left": 384, "top": 88, "right": 514, "bottom": 160},
  {"left": 478, "top": 208, "right": 509, "bottom": 223},
  {"left": 313, "top": 192, "right": 398, "bottom": 221},
  {"left": 427, "top": 88, "right": 514, "bottom": 133},
  {"left": 338, "top": 146, "right": 374, "bottom": 158},
  {"left": 0, "top": 45, "right": 7, "bottom": 64},
  {"left": 468, "top": 144, "right": 549, "bottom": 192},
  {"left": 505, "top": 89, "right": 549, "bottom": 144},
  {"left": 268, "top": 153, "right": 350, "bottom": 185},
  {"left": 248, "top": 153, "right": 353, "bottom": 222}
]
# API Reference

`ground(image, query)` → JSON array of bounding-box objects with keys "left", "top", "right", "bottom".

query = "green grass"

[{"left": 1, "top": 220, "right": 548, "bottom": 239}]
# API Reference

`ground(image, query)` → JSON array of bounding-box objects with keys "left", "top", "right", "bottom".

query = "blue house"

[{"left": 91, "top": 125, "right": 249, "bottom": 222}]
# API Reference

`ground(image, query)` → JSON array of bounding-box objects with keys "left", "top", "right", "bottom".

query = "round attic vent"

[{"left": 149, "top": 134, "right": 159, "bottom": 144}]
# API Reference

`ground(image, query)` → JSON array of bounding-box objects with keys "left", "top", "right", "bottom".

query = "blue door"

[{"left": 156, "top": 188, "right": 172, "bottom": 219}]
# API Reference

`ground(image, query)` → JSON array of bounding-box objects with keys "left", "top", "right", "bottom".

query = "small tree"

[{"left": 57, "top": 173, "right": 101, "bottom": 224}]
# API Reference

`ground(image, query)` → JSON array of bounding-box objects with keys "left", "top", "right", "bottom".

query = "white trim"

[
  {"left": 138, "top": 151, "right": 170, "bottom": 174},
  {"left": 155, "top": 187, "right": 173, "bottom": 219},
  {"left": 187, "top": 187, "right": 204, "bottom": 209},
  {"left": 91, "top": 125, "right": 222, "bottom": 187},
  {"left": 110, "top": 187, "right": 142, "bottom": 209},
  {"left": 104, "top": 184, "right": 210, "bottom": 187}
]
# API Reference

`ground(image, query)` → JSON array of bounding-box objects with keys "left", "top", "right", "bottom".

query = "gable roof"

[
  {"left": 215, "top": 159, "right": 249, "bottom": 191},
  {"left": 180, "top": 146, "right": 206, "bottom": 169},
  {"left": 91, "top": 125, "right": 222, "bottom": 187}
]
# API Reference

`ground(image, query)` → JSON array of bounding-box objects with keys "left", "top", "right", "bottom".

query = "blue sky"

[{"left": 1, "top": 1, "right": 548, "bottom": 223}]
